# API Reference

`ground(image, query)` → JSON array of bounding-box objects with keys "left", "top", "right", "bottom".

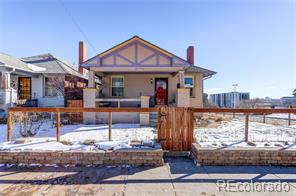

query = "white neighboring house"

[{"left": 0, "top": 52, "right": 88, "bottom": 117}]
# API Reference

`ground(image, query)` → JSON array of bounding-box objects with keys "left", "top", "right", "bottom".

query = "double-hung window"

[
  {"left": 111, "top": 76, "right": 124, "bottom": 97},
  {"left": 184, "top": 76, "right": 194, "bottom": 97}
]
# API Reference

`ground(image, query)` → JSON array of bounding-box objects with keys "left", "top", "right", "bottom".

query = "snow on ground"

[
  {"left": 195, "top": 119, "right": 296, "bottom": 148},
  {"left": 0, "top": 122, "right": 156, "bottom": 151},
  {"left": 266, "top": 113, "right": 296, "bottom": 120}
]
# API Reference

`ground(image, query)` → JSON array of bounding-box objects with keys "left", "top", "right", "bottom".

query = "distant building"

[
  {"left": 209, "top": 92, "right": 250, "bottom": 108},
  {"left": 281, "top": 89, "right": 296, "bottom": 107},
  {"left": 254, "top": 97, "right": 282, "bottom": 109}
]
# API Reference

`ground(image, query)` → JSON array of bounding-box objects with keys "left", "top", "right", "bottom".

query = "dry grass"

[{"left": 195, "top": 113, "right": 232, "bottom": 128}]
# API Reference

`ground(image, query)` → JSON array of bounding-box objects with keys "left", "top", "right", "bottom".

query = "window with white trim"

[
  {"left": 111, "top": 76, "right": 124, "bottom": 97},
  {"left": 184, "top": 76, "right": 194, "bottom": 97}
]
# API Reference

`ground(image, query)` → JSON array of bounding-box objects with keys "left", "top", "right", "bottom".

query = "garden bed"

[
  {"left": 191, "top": 143, "right": 296, "bottom": 166},
  {"left": 0, "top": 123, "right": 163, "bottom": 166},
  {"left": 0, "top": 144, "right": 163, "bottom": 166},
  {"left": 195, "top": 119, "right": 296, "bottom": 148}
]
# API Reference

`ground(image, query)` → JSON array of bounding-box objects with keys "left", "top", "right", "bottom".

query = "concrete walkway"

[{"left": 0, "top": 157, "right": 295, "bottom": 196}]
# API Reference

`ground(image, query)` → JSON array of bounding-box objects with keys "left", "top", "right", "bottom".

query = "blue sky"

[{"left": 0, "top": 0, "right": 295, "bottom": 98}]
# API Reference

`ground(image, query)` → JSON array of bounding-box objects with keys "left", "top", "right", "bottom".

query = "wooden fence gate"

[{"left": 158, "top": 107, "right": 194, "bottom": 151}]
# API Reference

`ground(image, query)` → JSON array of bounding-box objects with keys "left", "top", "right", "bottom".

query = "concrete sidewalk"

[{"left": 0, "top": 157, "right": 295, "bottom": 195}]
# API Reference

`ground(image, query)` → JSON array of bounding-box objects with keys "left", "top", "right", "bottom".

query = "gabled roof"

[
  {"left": 22, "top": 54, "right": 87, "bottom": 79},
  {"left": 82, "top": 35, "right": 189, "bottom": 66},
  {"left": 0, "top": 52, "right": 33, "bottom": 72},
  {"left": 82, "top": 35, "right": 216, "bottom": 78},
  {"left": 184, "top": 65, "right": 217, "bottom": 78}
]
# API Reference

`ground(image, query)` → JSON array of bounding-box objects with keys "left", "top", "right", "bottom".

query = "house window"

[
  {"left": 184, "top": 76, "right": 194, "bottom": 97},
  {"left": 77, "top": 81, "right": 86, "bottom": 88},
  {"left": 44, "top": 77, "right": 58, "bottom": 97},
  {"left": 111, "top": 76, "right": 124, "bottom": 97}
]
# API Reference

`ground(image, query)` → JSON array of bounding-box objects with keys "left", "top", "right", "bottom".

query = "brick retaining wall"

[
  {"left": 0, "top": 146, "right": 163, "bottom": 166},
  {"left": 191, "top": 143, "right": 296, "bottom": 166}
]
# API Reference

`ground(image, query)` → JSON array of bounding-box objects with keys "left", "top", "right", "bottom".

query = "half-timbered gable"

[{"left": 82, "top": 36, "right": 190, "bottom": 68}]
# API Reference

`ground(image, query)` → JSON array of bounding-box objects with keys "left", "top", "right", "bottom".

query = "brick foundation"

[
  {"left": 0, "top": 146, "right": 163, "bottom": 166},
  {"left": 191, "top": 143, "right": 296, "bottom": 166}
]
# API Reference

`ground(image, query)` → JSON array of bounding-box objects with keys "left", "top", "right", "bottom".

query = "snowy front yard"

[
  {"left": 195, "top": 119, "right": 296, "bottom": 148},
  {"left": 0, "top": 122, "right": 157, "bottom": 151}
]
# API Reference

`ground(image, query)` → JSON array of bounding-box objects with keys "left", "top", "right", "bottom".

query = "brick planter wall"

[
  {"left": 191, "top": 143, "right": 296, "bottom": 166},
  {"left": 0, "top": 146, "right": 163, "bottom": 166}
]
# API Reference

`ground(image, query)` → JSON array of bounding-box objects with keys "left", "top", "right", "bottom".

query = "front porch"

[
  {"left": 89, "top": 72, "right": 193, "bottom": 106},
  {"left": 83, "top": 71, "right": 192, "bottom": 125}
]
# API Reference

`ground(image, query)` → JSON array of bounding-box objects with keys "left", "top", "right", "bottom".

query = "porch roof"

[
  {"left": 0, "top": 52, "right": 34, "bottom": 73},
  {"left": 90, "top": 65, "right": 216, "bottom": 78},
  {"left": 90, "top": 66, "right": 184, "bottom": 74}
]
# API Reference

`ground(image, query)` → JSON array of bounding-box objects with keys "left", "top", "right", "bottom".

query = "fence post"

[
  {"left": 288, "top": 113, "right": 291, "bottom": 126},
  {"left": 233, "top": 112, "right": 235, "bottom": 118},
  {"left": 56, "top": 112, "right": 60, "bottom": 142},
  {"left": 263, "top": 113, "right": 266, "bottom": 123},
  {"left": 245, "top": 114, "right": 249, "bottom": 142},
  {"left": 157, "top": 108, "right": 161, "bottom": 141},
  {"left": 7, "top": 111, "right": 12, "bottom": 141},
  {"left": 109, "top": 112, "right": 112, "bottom": 141}
]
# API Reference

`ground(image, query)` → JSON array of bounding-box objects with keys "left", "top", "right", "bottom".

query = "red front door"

[{"left": 155, "top": 78, "right": 168, "bottom": 105}]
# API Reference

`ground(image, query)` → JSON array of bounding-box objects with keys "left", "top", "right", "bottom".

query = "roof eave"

[{"left": 184, "top": 65, "right": 217, "bottom": 78}]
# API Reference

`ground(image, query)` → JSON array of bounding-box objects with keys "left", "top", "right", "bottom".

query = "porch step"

[{"left": 163, "top": 151, "right": 190, "bottom": 157}]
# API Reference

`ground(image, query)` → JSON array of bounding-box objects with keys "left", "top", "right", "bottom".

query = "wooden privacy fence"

[
  {"left": 158, "top": 107, "right": 194, "bottom": 151},
  {"left": 192, "top": 108, "right": 296, "bottom": 142}
]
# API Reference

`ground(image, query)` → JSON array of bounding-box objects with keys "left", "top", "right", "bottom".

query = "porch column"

[
  {"left": 179, "top": 70, "right": 185, "bottom": 88},
  {"left": 176, "top": 88, "right": 190, "bottom": 107},
  {"left": 83, "top": 88, "right": 98, "bottom": 124},
  {"left": 88, "top": 70, "right": 95, "bottom": 88},
  {"left": 1, "top": 71, "right": 11, "bottom": 89},
  {"left": 140, "top": 96, "right": 150, "bottom": 126}
]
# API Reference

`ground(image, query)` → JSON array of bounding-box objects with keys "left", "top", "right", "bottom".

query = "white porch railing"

[{"left": 95, "top": 98, "right": 141, "bottom": 108}]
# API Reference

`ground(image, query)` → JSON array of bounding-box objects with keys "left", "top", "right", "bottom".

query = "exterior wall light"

[{"left": 150, "top": 78, "right": 153, "bottom": 84}]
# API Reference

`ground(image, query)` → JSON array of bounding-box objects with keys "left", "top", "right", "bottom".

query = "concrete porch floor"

[{"left": 0, "top": 157, "right": 295, "bottom": 196}]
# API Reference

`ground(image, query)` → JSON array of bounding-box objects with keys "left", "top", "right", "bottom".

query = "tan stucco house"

[{"left": 80, "top": 36, "right": 216, "bottom": 124}]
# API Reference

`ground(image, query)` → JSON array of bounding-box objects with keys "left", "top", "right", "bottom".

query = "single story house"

[
  {"left": 0, "top": 52, "right": 88, "bottom": 116},
  {"left": 80, "top": 36, "right": 216, "bottom": 124}
]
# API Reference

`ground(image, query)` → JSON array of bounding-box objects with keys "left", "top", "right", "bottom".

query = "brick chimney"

[
  {"left": 187, "top": 46, "right": 194, "bottom": 65},
  {"left": 79, "top": 41, "right": 87, "bottom": 72}
]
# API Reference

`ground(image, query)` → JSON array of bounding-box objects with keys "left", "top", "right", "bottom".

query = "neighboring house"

[
  {"left": 80, "top": 36, "right": 216, "bottom": 124},
  {"left": 209, "top": 92, "right": 250, "bottom": 108},
  {"left": 0, "top": 52, "right": 88, "bottom": 115}
]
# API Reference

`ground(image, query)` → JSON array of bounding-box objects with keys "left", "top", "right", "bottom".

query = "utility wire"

[{"left": 59, "top": 0, "right": 97, "bottom": 53}]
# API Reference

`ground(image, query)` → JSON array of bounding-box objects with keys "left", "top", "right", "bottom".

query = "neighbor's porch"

[{"left": 0, "top": 68, "right": 39, "bottom": 117}]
